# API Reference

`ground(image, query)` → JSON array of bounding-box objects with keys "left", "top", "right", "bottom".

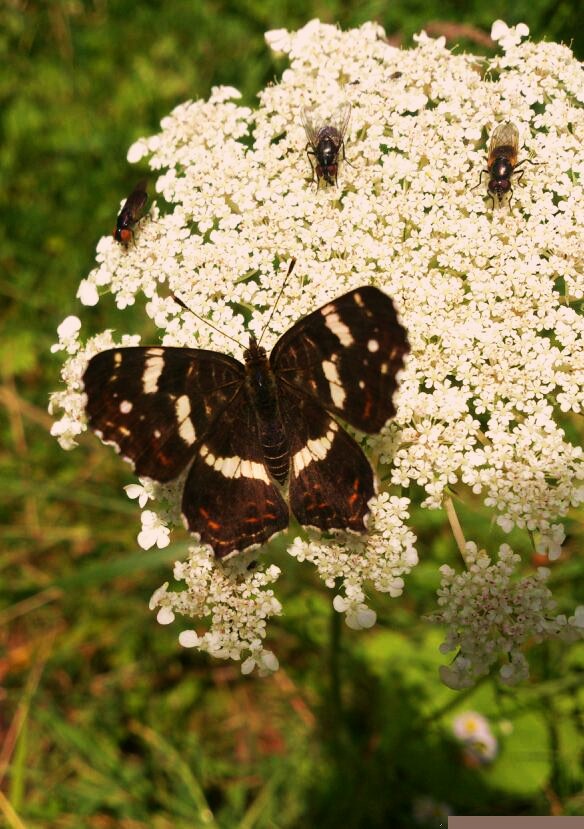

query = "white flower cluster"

[
  {"left": 430, "top": 543, "right": 584, "bottom": 689},
  {"left": 50, "top": 327, "right": 142, "bottom": 449},
  {"left": 149, "top": 552, "right": 282, "bottom": 676},
  {"left": 490, "top": 20, "right": 530, "bottom": 51},
  {"left": 50, "top": 19, "right": 583, "bottom": 676},
  {"left": 291, "top": 493, "right": 417, "bottom": 629}
]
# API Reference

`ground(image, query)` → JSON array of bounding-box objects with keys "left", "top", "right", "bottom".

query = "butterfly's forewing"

[
  {"left": 83, "top": 347, "right": 244, "bottom": 480},
  {"left": 271, "top": 286, "right": 409, "bottom": 432},
  {"left": 279, "top": 385, "right": 374, "bottom": 532},
  {"left": 181, "top": 390, "right": 289, "bottom": 557}
]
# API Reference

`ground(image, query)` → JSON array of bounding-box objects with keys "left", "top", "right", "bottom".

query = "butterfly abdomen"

[
  {"left": 245, "top": 340, "right": 290, "bottom": 485},
  {"left": 255, "top": 422, "right": 288, "bottom": 484}
]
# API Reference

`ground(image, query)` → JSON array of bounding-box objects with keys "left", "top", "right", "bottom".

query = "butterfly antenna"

[
  {"left": 171, "top": 294, "right": 245, "bottom": 350},
  {"left": 257, "top": 258, "right": 297, "bottom": 347}
]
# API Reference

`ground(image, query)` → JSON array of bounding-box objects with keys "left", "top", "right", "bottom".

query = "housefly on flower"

[
  {"left": 301, "top": 102, "right": 352, "bottom": 188},
  {"left": 114, "top": 180, "right": 149, "bottom": 246},
  {"left": 475, "top": 122, "right": 534, "bottom": 208}
]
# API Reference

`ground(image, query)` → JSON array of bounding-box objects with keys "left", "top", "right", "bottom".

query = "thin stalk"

[
  {"left": 444, "top": 495, "right": 471, "bottom": 565},
  {"left": 329, "top": 599, "right": 343, "bottom": 733}
]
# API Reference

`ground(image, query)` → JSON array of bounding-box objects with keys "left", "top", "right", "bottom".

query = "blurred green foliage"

[{"left": 1, "top": 1, "right": 583, "bottom": 826}]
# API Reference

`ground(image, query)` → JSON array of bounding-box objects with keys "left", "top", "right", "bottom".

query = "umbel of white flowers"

[{"left": 50, "top": 19, "right": 584, "bottom": 682}]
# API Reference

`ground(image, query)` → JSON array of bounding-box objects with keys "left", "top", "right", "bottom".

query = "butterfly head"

[{"left": 244, "top": 335, "right": 268, "bottom": 365}]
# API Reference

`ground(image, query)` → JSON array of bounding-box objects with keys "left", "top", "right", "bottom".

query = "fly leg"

[
  {"left": 470, "top": 169, "right": 489, "bottom": 193},
  {"left": 341, "top": 140, "right": 356, "bottom": 169},
  {"left": 305, "top": 145, "right": 317, "bottom": 185}
]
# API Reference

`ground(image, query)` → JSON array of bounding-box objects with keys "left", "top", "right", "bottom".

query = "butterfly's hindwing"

[
  {"left": 271, "top": 286, "right": 408, "bottom": 432},
  {"left": 181, "top": 390, "right": 289, "bottom": 557},
  {"left": 279, "top": 385, "right": 374, "bottom": 532},
  {"left": 83, "top": 347, "right": 244, "bottom": 480}
]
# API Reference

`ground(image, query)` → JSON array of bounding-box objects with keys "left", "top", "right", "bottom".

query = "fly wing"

[
  {"left": 301, "top": 106, "right": 322, "bottom": 147},
  {"left": 121, "top": 180, "right": 149, "bottom": 223},
  {"left": 488, "top": 122, "right": 519, "bottom": 166},
  {"left": 331, "top": 101, "right": 351, "bottom": 142}
]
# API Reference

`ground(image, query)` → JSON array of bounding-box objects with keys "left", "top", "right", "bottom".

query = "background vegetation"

[{"left": 1, "top": 1, "right": 583, "bottom": 826}]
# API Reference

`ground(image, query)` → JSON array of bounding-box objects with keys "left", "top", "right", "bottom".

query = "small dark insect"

[
  {"left": 114, "top": 180, "right": 149, "bottom": 246},
  {"left": 475, "top": 123, "right": 534, "bottom": 208},
  {"left": 301, "top": 102, "right": 351, "bottom": 187}
]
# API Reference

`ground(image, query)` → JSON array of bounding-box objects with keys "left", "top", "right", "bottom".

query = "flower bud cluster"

[{"left": 429, "top": 543, "right": 583, "bottom": 689}]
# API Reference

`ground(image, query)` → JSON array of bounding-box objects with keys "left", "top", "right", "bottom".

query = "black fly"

[
  {"left": 114, "top": 180, "right": 149, "bottom": 246},
  {"left": 301, "top": 102, "right": 352, "bottom": 188}
]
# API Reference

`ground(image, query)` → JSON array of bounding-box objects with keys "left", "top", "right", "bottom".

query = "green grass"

[{"left": 1, "top": 2, "right": 583, "bottom": 826}]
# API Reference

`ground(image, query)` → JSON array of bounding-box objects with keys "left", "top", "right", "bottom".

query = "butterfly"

[{"left": 83, "top": 285, "right": 409, "bottom": 557}]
